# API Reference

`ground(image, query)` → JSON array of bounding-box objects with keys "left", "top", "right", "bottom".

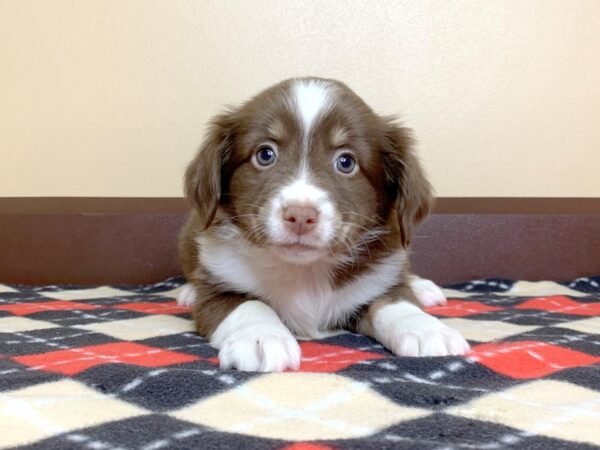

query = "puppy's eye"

[
  {"left": 255, "top": 145, "right": 277, "bottom": 167},
  {"left": 334, "top": 153, "right": 357, "bottom": 175}
]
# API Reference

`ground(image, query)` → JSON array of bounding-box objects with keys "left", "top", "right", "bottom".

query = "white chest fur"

[{"left": 198, "top": 233, "right": 405, "bottom": 338}]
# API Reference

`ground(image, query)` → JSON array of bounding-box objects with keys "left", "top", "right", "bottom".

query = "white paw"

[
  {"left": 176, "top": 283, "right": 197, "bottom": 307},
  {"left": 375, "top": 302, "right": 469, "bottom": 357},
  {"left": 410, "top": 277, "right": 447, "bottom": 307},
  {"left": 218, "top": 324, "right": 301, "bottom": 372},
  {"left": 387, "top": 323, "right": 470, "bottom": 357},
  {"left": 210, "top": 301, "right": 301, "bottom": 372}
]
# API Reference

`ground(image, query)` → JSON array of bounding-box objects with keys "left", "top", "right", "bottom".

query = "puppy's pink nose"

[{"left": 282, "top": 206, "right": 319, "bottom": 235}]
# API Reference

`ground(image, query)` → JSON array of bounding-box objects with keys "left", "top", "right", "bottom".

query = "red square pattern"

[
  {"left": 115, "top": 301, "right": 191, "bottom": 315},
  {"left": 13, "top": 342, "right": 200, "bottom": 376},
  {"left": 426, "top": 300, "right": 504, "bottom": 317},
  {"left": 281, "top": 444, "right": 335, "bottom": 450},
  {"left": 515, "top": 296, "right": 600, "bottom": 316},
  {"left": 297, "top": 342, "right": 384, "bottom": 372},
  {"left": 0, "top": 301, "right": 100, "bottom": 316},
  {"left": 468, "top": 341, "right": 600, "bottom": 379}
]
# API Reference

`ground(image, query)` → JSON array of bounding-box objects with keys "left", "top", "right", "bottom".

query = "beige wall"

[{"left": 1, "top": 0, "right": 599, "bottom": 197}]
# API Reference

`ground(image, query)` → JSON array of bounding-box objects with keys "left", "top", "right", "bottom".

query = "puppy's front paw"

[
  {"left": 176, "top": 283, "right": 197, "bottom": 307},
  {"left": 388, "top": 323, "right": 469, "bottom": 357},
  {"left": 218, "top": 325, "right": 301, "bottom": 372},
  {"left": 375, "top": 302, "right": 469, "bottom": 357},
  {"left": 410, "top": 277, "right": 447, "bottom": 307}
]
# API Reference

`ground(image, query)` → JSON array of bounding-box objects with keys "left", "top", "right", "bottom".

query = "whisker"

[{"left": 338, "top": 221, "right": 391, "bottom": 254}]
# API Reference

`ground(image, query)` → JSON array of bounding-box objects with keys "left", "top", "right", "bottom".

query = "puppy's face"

[{"left": 186, "top": 78, "right": 432, "bottom": 264}]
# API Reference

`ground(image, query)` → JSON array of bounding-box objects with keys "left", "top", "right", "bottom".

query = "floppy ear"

[
  {"left": 184, "top": 110, "right": 236, "bottom": 230},
  {"left": 381, "top": 120, "right": 433, "bottom": 247}
]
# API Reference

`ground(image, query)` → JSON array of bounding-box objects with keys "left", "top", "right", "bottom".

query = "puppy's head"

[{"left": 185, "top": 78, "right": 432, "bottom": 264}]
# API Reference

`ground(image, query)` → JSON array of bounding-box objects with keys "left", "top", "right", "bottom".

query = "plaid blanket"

[{"left": 0, "top": 277, "right": 599, "bottom": 450}]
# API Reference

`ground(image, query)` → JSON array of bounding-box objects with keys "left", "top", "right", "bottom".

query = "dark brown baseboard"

[{"left": 1, "top": 197, "right": 599, "bottom": 285}]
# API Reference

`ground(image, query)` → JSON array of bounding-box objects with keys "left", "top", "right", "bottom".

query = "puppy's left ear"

[{"left": 381, "top": 120, "right": 433, "bottom": 247}]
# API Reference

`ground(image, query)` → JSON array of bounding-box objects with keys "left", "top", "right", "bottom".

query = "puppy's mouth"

[
  {"left": 269, "top": 241, "right": 328, "bottom": 263},
  {"left": 273, "top": 242, "right": 321, "bottom": 252}
]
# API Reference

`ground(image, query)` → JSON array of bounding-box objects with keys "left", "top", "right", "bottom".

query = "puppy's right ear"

[{"left": 184, "top": 110, "right": 236, "bottom": 230}]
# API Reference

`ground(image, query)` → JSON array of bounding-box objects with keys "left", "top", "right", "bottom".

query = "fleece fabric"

[{"left": 0, "top": 277, "right": 598, "bottom": 449}]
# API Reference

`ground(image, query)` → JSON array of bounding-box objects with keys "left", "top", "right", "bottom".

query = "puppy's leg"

[
  {"left": 409, "top": 275, "right": 447, "bottom": 307},
  {"left": 355, "top": 286, "right": 469, "bottom": 357},
  {"left": 193, "top": 288, "right": 301, "bottom": 372}
]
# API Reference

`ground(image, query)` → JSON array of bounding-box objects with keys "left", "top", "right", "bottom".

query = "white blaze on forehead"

[{"left": 293, "top": 79, "right": 331, "bottom": 138}]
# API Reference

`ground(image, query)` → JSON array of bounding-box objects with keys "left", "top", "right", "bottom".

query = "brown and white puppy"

[{"left": 177, "top": 77, "right": 468, "bottom": 372}]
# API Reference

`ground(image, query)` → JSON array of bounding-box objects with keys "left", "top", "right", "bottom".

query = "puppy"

[{"left": 177, "top": 77, "right": 468, "bottom": 372}]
